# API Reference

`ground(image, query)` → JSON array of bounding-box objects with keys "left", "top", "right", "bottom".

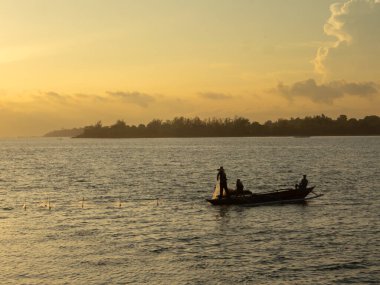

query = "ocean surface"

[{"left": 0, "top": 137, "right": 379, "bottom": 284}]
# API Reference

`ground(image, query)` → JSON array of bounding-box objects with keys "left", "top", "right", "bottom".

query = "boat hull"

[{"left": 206, "top": 186, "right": 315, "bottom": 206}]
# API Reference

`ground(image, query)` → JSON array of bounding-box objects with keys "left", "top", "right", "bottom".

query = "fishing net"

[{"left": 212, "top": 179, "right": 229, "bottom": 199}]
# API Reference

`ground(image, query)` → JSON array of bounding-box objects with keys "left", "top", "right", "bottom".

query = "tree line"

[
  {"left": 74, "top": 114, "right": 380, "bottom": 138},
  {"left": 44, "top": 128, "right": 84, "bottom": 137}
]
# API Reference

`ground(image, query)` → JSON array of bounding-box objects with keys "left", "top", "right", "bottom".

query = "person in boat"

[
  {"left": 299, "top": 175, "right": 308, "bottom": 190},
  {"left": 217, "top": 166, "right": 229, "bottom": 198},
  {"left": 236, "top": 179, "right": 244, "bottom": 194}
]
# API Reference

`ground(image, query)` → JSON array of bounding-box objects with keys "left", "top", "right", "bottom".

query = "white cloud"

[{"left": 313, "top": 0, "right": 380, "bottom": 79}]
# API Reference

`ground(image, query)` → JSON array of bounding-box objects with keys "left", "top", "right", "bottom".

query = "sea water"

[{"left": 0, "top": 137, "right": 379, "bottom": 284}]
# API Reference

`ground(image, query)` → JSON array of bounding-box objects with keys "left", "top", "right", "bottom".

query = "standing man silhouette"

[{"left": 217, "top": 166, "right": 229, "bottom": 198}]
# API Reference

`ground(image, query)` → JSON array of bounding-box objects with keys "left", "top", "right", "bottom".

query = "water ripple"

[{"left": 0, "top": 137, "right": 379, "bottom": 284}]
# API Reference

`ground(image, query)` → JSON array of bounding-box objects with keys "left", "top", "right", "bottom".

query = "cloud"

[
  {"left": 313, "top": 0, "right": 380, "bottom": 77},
  {"left": 45, "top": 91, "right": 67, "bottom": 101},
  {"left": 74, "top": 93, "right": 109, "bottom": 103},
  {"left": 198, "top": 92, "right": 232, "bottom": 100},
  {"left": 276, "top": 79, "right": 378, "bottom": 104},
  {"left": 107, "top": 91, "right": 155, "bottom": 107},
  {"left": 9, "top": 90, "right": 157, "bottom": 109}
]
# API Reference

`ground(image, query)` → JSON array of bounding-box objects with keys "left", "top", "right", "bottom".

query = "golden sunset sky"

[{"left": 0, "top": 0, "right": 379, "bottom": 137}]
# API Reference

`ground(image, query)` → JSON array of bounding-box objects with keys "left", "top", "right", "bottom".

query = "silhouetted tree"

[{"left": 75, "top": 115, "right": 380, "bottom": 138}]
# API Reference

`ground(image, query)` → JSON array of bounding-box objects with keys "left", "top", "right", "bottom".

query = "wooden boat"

[{"left": 206, "top": 186, "right": 322, "bottom": 206}]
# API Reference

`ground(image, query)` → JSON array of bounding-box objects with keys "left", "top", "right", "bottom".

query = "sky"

[{"left": 0, "top": 0, "right": 379, "bottom": 137}]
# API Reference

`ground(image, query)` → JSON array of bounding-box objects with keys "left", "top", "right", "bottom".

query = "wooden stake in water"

[
  {"left": 82, "top": 197, "right": 84, "bottom": 209},
  {"left": 23, "top": 198, "right": 27, "bottom": 211}
]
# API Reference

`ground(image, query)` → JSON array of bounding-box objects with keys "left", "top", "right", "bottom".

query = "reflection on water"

[{"left": 0, "top": 137, "right": 379, "bottom": 284}]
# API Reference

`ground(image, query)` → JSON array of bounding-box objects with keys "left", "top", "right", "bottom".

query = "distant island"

[
  {"left": 44, "top": 128, "right": 84, "bottom": 137},
  {"left": 69, "top": 114, "right": 380, "bottom": 138}
]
